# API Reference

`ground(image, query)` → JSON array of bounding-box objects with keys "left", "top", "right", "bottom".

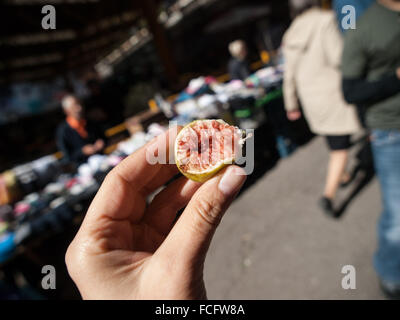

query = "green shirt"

[{"left": 342, "top": 2, "right": 400, "bottom": 130}]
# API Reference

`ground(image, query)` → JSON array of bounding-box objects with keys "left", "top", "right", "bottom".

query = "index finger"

[
  {"left": 83, "top": 125, "right": 182, "bottom": 224},
  {"left": 113, "top": 125, "right": 181, "bottom": 194}
]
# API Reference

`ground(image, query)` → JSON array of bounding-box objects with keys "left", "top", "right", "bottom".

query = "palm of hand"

[{"left": 67, "top": 159, "right": 205, "bottom": 299}]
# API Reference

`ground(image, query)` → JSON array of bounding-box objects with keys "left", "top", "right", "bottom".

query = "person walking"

[
  {"left": 282, "top": 1, "right": 361, "bottom": 215},
  {"left": 341, "top": 0, "right": 400, "bottom": 299}
]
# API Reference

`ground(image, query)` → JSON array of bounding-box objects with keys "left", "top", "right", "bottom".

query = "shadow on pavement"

[{"left": 334, "top": 137, "right": 376, "bottom": 219}]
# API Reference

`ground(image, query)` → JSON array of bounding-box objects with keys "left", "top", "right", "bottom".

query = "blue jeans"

[{"left": 371, "top": 129, "right": 400, "bottom": 285}]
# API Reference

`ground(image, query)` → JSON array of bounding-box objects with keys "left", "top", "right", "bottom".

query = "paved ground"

[{"left": 204, "top": 136, "right": 385, "bottom": 299}]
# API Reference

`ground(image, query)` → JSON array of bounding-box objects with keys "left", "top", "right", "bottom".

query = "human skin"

[
  {"left": 65, "top": 127, "right": 246, "bottom": 299},
  {"left": 287, "top": 110, "right": 302, "bottom": 121}
]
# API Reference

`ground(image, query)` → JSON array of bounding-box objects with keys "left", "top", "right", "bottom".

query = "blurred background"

[{"left": 0, "top": 0, "right": 389, "bottom": 299}]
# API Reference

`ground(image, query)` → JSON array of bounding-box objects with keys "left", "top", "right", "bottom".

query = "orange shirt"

[{"left": 66, "top": 116, "right": 88, "bottom": 139}]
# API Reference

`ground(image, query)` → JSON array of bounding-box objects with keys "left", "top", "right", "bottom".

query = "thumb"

[{"left": 157, "top": 165, "right": 246, "bottom": 268}]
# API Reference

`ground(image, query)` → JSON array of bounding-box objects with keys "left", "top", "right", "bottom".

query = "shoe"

[
  {"left": 319, "top": 197, "right": 336, "bottom": 217},
  {"left": 380, "top": 280, "right": 400, "bottom": 300}
]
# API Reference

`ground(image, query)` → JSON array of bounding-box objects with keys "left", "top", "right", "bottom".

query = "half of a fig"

[{"left": 175, "top": 119, "right": 245, "bottom": 182}]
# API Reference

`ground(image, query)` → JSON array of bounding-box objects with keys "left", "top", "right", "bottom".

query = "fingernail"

[{"left": 218, "top": 166, "right": 246, "bottom": 196}]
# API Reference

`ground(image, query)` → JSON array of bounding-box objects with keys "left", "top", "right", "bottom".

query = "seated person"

[
  {"left": 227, "top": 40, "right": 251, "bottom": 81},
  {"left": 57, "top": 94, "right": 106, "bottom": 165}
]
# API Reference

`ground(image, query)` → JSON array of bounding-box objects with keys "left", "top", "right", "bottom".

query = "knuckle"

[
  {"left": 192, "top": 197, "right": 223, "bottom": 230},
  {"left": 65, "top": 241, "right": 78, "bottom": 279},
  {"left": 65, "top": 237, "right": 90, "bottom": 282},
  {"left": 104, "top": 169, "right": 118, "bottom": 184}
]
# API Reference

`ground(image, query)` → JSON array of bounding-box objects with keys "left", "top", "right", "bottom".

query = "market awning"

[{"left": 0, "top": 0, "right": 176, "bottom": 84}]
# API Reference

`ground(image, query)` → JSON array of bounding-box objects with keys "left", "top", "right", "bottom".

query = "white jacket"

[{"left": 282, "top": 8, "right": 361, "bottom": 135}]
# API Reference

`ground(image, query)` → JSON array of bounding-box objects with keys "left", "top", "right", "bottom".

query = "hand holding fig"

[{"left": 66, "top": 127, "right": 246, "bottom": 299}]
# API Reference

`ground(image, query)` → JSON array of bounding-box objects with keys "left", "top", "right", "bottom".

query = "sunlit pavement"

[{"left": 205, "top": 136, "right": 384, "bottom": 299}]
